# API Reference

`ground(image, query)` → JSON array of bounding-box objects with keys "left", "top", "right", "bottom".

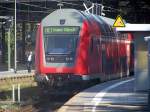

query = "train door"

[
  {"left": 89, "top": 37, "right": 93, "bottom": 73},
  {"left": 89, "top": 37, "right": 97, "bottom": 74},
  {"left": 93, "top": 37, "right": 100, "bottom": 73},
  {"left": 97, "top": 38, "right": 102, "bottom": 74},
  {"left": 101, "top": 41, "right": 106, "bottom": 74}
]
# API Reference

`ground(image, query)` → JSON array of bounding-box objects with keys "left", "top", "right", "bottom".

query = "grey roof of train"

[
  {"left": 42, "top": 9, "right": 83, "bottom": 26},
  {"left": 42, "top": 9, "right": 117, "bottom": 27}
]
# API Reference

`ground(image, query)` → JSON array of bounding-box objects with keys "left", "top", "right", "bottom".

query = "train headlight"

[
  {"left": 65, "top": 57, "right": 73, "bottom": 61},
  {"left": 46, "top": 57, "right": 50, "bottom": 61},
  {"left": 69, "top": 57, "right": 73, "bottom": 61},
  {"left": 46, "top": 57, "right": 54, "bottom": 62},
  {"left": 50, "top": 57, "right": 54, "bottom": 61},
  {"left": 66, "top": 57, "right": 69, "bottom": 61}
]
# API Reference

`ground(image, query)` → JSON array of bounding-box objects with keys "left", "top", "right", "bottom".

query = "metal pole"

[
  {"left": 127, "top": 44, "right": 130, "bottom": 77},
  {"left": 92, "top": 3, "right": 94, "bottom": 14},
  {"left": 18, "top": 84, "right": 20, "bottom": 103},
  {"left": 144, "top": 36, "right": 150, "bottom": 110},
  {"left": 148, "top": 39, "right": 150, "bottom": 110},
  {"left": 14, "top": 0, "right": 17, "bottom": 73},
  {"left": 12, "top": 85, "right": 15, "bottom": 102},
  {"left": 8, "top": 28, "right": 11, "bottom": 71},
  {"left": 96, "top": 3, "right": 98, "bottom": 15}
]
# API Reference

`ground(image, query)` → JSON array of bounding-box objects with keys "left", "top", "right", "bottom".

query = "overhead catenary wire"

[
  {"left": 0, "top": 0, "right": 123, "bottom": 15},
  {"left": 83, "top": 0, "right": 122, "bottom": 13},
  {"left": 0, "top": 6, "right": 51, "bottom": 13},
  {"left": 1, "top": 0, "right": 83, "bottom": 9},
  {"left": 50, "top": 0, "right": 83, "bottom": 7},
  {"left": 16, "top": 0, "right": 84, "bottom": 12},
  {"left": 16, "top": 2, "right": 51, "bottom": 10},
  {"left": 0, "top": 0, "right": 83, "bottom": 13}
]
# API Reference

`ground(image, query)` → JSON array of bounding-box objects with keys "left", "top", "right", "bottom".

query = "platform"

[
  {"left": 0, "top": 70, "right": 34, "bottom": 79},
  {"left": 58, "top": 77, "right": 148, "bottom": 112},
  {"left": 0, "top": 62, "right": 34, "bottom": 79}
]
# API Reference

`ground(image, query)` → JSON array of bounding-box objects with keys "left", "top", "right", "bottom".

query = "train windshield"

[{"left": 44, "top": 35, "right": 78, "bottom": 55}]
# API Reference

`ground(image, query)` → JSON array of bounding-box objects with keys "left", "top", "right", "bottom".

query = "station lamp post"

[
  {"left": 144, "top": 36, "right": 150, "bottom": 110},
  {"left": 14, "top": 0, "right": 17, "bottom": 73}
]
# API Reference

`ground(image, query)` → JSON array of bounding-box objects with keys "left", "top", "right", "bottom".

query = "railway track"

[
  {"left": 0, "top": 81, "right": 95, "bottom": 112},
  {"left": 34, "top": 81, "right": 99, "bottom": 112},
  {"left": 0, "top": 72, "right": 100, "bottom": 112}
]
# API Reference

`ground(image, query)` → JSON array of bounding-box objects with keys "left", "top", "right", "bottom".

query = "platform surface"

[{"left": 58, "top": 77, "right": 148, "bottom": 112}]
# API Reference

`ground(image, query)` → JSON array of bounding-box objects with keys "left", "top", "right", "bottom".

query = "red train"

[{"left": 35, "top": 9, "right": 134, "bottom": 88}]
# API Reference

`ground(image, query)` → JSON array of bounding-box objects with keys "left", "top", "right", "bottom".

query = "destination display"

[{"left": 43, "top": 26, "right": 80, "bottom": 35}]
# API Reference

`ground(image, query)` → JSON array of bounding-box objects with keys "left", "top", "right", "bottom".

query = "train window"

[
  {"left": 99, "top": 38, "right": 102, "bottom": 45},
  {"left": 90, "top": 38, "right": 94, "bottom": 53},
  {"left": 95, "top": 38, "right": 100, "bottom": 45},
  {"left": 96, "top": 16, "right": 110, "bottom": 37},
  {"left": 104, "top": 24, "right": 112, "bottom": 37},
  {"left": 44, "top": 35, "right": 78, "bottom": 55},
  {"left": 94, "top": 16, "right": 106, "bottom": 36}
]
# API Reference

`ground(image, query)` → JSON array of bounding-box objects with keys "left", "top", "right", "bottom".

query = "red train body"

[{"left": 35, "top": 9, "right": 134, "bottom": 87}]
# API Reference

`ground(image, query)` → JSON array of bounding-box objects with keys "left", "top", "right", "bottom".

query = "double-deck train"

[{"left": 35, "top": 9, "right": 134, "bottom": 88}]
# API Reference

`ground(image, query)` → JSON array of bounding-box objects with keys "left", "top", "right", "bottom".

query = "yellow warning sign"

[{"left": 113, "top": 15, "right": 125, "bottom": 27}]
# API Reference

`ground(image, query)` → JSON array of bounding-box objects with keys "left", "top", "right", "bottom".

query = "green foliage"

[{"left": 0, "top": 103, "right": 20, "bottom": 111}]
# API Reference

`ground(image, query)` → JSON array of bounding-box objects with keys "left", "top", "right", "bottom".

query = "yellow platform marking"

[{"left": 113, "top": 15, "right": 125, "bottom": 27}]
